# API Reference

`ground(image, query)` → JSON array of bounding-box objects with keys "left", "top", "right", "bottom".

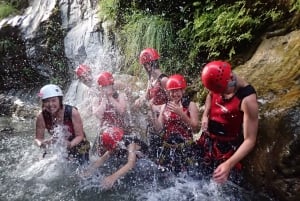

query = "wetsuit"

[
  {"left": 196, "top": 85, "right": 256, "bottom": 175},
  {"left": 42, "top": 105, "right": 90, "bottom": 165}
]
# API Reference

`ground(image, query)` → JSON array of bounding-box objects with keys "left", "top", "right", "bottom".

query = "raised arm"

[
  {"left": 180, "top": 101, "right": 199, "bottom": 131},
  {"left": 101, "top": 143, "right": 138, "bottom": 189}
]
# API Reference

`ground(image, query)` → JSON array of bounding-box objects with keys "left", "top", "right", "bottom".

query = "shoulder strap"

[
  {"left": 42, "top": 110, "right": 52, "bottom": 130},
  {"left": 64, "top": 105, "right": 73, "bottom": 123},
  {"left": 236, "top": 85, "right": 256, "bottom": 100}
]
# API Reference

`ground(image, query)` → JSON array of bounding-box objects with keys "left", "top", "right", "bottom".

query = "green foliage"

[
  {"left": 0, "top": 2, "right": 17, "bottom": 19},
  {"left": 290, "top": 0, "right": 300, "bottom": 12},
  {"left": 119, "top": 11, "right": 176, "bottom": 77},
  {"left": 179, "top": 1, "right": 260, "bottom": 61},
  {"left": 100, "top": 0, "right": 297, "bottom": 82},
  {"left": 98, "top": 0, "right": 120, "bottom": 21}
]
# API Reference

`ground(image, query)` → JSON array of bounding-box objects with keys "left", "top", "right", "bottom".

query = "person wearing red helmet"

[
  {"left": 93, "top": 71, "right": 128, "bottom": 130},
  {"left": 35, "top": 84, "right": 90, "bottom": 165},
  {"left": 70, "top": 64, "right": 101, "bottom": 119},
  {"left": 153, "top": 74, "right": 199, "bottom": 173},
  {"left": 135, "top": 47, "right": 169, "bottom": 110},
  {"left": 82, "top": 125, "right": 148, "bottom": 189},
  {"left": 197, "top": 60, "right": 258, "bottom": 184},
  {"left": 75, "top": 64, "right": 93, "bottom": 87},
  {"left": 135, "top": 48, "right": 169, "bottom": 160}
]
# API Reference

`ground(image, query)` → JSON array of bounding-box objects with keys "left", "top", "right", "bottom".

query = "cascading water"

[{"left": 0, "top": 0, "right": 275, "bottom": 200}]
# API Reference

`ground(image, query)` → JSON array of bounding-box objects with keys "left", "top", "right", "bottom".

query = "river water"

[{"left": 0, "top": 116, "right": 274, "bottom": 201}]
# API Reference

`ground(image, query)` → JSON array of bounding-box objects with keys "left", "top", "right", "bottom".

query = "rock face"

[{"left": 235, "top": 30, "right": 300, "bottom": 201}]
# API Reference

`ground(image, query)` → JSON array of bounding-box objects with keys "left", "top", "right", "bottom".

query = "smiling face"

[
  {"left": 42, "top": 96, "right": 61, "bottom": 114},
  {"left": 79, "top": 71, "right": 93, "bottom": 87},
  {"left": 168, "top": 89, "right": 184, "bottom": 103}
]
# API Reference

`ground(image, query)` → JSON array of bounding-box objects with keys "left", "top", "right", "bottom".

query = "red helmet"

[
  {"left": 139, "top": 48, "right": 160, "bottom": 65},
  {"left": 166, "top": 74, "right": 187, "bottom": 90},
  {"left": 97, "top": 71, "right": 114, "bottom": 86},
  {"left": 75, "top": 64, "right": 91, "bottom": 77},
  {"left": 101, "top": 127, "right": 124, "bottom": 151},
  {"left": 201, "top": 61, "right": 232, "bottom": 93}
]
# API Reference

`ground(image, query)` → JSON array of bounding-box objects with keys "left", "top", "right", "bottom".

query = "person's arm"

[
  {"left": 152, "top": 104, "right": 165, "bottom": 131},
  {"left": 82, "top": 151, "right": 111, "bottom": 177},
  {"left": 93, "top": 96, "right": 107, "bottom": 120},
  {"left": 68, "top": 108, "right": 85, "bottom": 148},
  {"left": 180, "top": 101, "right": 199, "bottom": 131},
  {"left": 201, "top": 93, "right": 212, "bottom": 131},
  {"left": 35, "top": 113, "right": 46, "bottom": 147},
  {"left": 134, "top": 80, "right": 151, "bottom": 107},
  {"left": 101, "top": 143, "right": 138, "bottom": 189},
  {"left": 213, "top": 93, "right": 258, "bottom": 183},
  {"left": 160, "top": 76, "right": 168, "bottom": 90}
]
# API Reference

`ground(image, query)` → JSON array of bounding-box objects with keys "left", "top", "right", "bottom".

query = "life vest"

[
  {"left": 42, "top": 105, "right": 90, "bottom": 163},
  {"left": 162, "top": 96, "right": 193, "bottom": 142},
  {"left": 197, "top": 85, "right": 256, "bottom": 169},
  {"left": 43, "top": 104, "right": 75, "bottom": 140},
  {"left": 148, "top": 73, "right": 168, "bottom": 105},
  {"left": 102, "top": 99, "right": 125, "bottom": 129}
]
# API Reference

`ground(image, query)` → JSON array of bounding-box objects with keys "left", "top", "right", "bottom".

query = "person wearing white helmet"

[{"left": 35, "top": 84, "right": 90, "bottom": 165}]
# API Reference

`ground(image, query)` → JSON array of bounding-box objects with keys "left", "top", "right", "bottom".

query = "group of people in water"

[{"left": 34, "top": 47, "right": 259, "bottom": 189}]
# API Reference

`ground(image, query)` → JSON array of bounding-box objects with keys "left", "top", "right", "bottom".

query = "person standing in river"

[
  {"left": 152, "top": 74, "right": 199, "bottom": 173},
  {"left": 134, "top": 48, "right": 169, "bottom": 159},
  {"left": 35, "top": 84, "right": 90, "bottom": 165},
  {"left": 196, "top": 60, "right": 258, "bottom": 184},
  {"left": 134, "top": 47, "right": 169, "bottom": 115},
  {"left": 73, "top": 64, "right": 100, "bottom": 112}
]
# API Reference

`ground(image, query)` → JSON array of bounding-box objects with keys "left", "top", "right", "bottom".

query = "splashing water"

[{"left": 0, "top": 117, "right": 274, "bottom": 201}]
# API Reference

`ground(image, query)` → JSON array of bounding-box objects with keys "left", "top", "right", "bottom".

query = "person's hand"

[
  {"left": 213, "top": 161, "right": 231, "bottom": 184},
  {"left": 39, "top": 141, "right": 47, "bottom": 149},
  {"left": 166, "top": 101, "right": 183, "bottom": 115},
  {"left": 101, "top": 175, "right": 117, "bottom": 190},
  {"left": 201, "top": 116, "right": 209, "bottom": 131}
]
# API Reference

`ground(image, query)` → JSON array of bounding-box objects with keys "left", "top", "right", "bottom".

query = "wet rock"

[{"left": 237, "top": 30, "right": 300, "bottom": 201}]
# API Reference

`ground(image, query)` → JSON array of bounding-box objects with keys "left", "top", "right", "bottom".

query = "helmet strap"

[{"left": 227, "top": 73, "right": 237, "bottom": 88}]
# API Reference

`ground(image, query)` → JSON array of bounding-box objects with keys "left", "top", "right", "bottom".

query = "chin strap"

[{"left": 227, "top": 73, "right": 237, "bottom": 88}]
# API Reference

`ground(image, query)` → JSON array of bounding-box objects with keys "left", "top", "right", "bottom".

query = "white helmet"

[{"left": 38, "top": 84, "right": 63, "bottom": 100}]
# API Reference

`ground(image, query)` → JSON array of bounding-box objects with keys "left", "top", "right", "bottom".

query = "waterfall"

[{"left": 0, "top": 0, "right": 122, "bottom": 139}]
